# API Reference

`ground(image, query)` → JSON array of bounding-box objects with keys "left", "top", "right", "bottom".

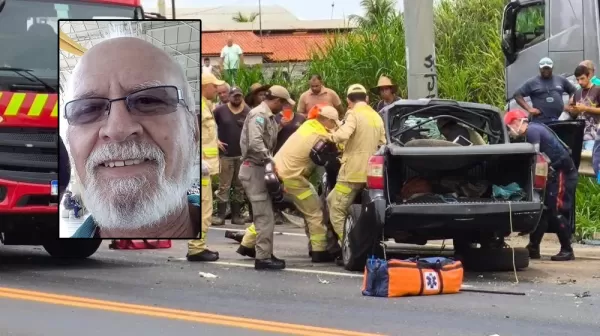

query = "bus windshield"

[{"left": 0, "top": 0, "right": 136, "bottom": 81}]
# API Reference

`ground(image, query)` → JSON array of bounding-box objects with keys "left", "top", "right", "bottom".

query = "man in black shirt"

[
  {"left": 213, "top": 87, "right": 250, "bottom": 225},
  {"left": 505, "top": 110, "right": 578, "bottom": 261},
  {"left": 514, "top": 57, "right": 577, "bottom": 124},
  {"left": 274, "top": 108, "right": 307, "bottom": 154}
]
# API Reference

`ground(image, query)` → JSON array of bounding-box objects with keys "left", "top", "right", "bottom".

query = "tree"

[
  {"left": 232, "top": 12, "right": 259, "bottom": 23},
  {"left": 348, "top": 0, "right": 398, "bottom": 28}
]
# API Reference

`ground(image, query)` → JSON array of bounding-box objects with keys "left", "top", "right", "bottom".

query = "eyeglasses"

[{"left": 64, "top": 85, "right": 189, "bottom": 126}]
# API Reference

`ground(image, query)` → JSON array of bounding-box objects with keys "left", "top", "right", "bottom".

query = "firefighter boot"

[
  {"left": 311, "top": 251, "right": 337, "bottom": 263},
  {"left": 236, "top": 245, "right": 256, "bottom": 258},
  {"left": 551, "top": 224, "right": 575, "bottom": 261},
  {"left": 212, "top": 202, "right": 228, "bottom": 226},
  {"left": 225, "top": 230, "right": 244, "bottom": 243},
  {"left": 255, "top": 255, "right": 286, "bottom": 270},
  {"left": 230, "top": 202, "right": 246, "bottom": 225},
  {"left": 186, "top": 250, "right": 219, "bottom": 262}
]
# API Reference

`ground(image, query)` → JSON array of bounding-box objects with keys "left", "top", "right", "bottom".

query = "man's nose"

[{"left": 99, "top": 100, "right": 143, "bottom": 142}]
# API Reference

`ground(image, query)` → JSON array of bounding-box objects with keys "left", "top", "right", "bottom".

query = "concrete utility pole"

[{"left": 403, "top": 0, "right": 438, "bottom": 99}]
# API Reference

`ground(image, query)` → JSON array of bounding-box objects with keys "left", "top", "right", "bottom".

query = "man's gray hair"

[{"left": 219, "top": 82, "right": 231, "bottom": 91}]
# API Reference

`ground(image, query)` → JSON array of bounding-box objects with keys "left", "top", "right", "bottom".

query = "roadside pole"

[{"left": 403, "top": 0, "right": 438, "bottom": 99}]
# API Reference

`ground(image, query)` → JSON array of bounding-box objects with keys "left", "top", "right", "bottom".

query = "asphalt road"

[{"left": 0, "top": 224, "right": 599, "bottom": 336}]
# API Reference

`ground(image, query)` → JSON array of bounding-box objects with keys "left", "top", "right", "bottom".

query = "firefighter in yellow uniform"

[
  {"left": 236, "top": 106, "right": 342, "bottom": 262},
  {"left": 187, "top": 73, "right": 225, "bottom": 262},
  {"left": 325, "top": 84, "right": 386, "bottom": 265}
]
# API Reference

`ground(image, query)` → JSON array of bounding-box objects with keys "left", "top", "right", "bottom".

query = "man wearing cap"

[
  {"left": 325, "top": 84, "right": 387, "bottom": 265},
  {"left": 297, "top": 75, "right": 344, "bottom": 118},
  {"left": 245, "top": 83, "right": 271, "bottom": 109},
  {"left": 513, "top": 57, "right": 577, "bottom": 124},
  {"left": 187, "top": 73, "right": 225, "bottom": 262},
  {"left": 212, "top": 87, "right": 251, "bottom": 226},
  {"left": 504, "top": 110, "right": 578, "bottom": 261},
  {"left": 371, "top": 75, "right": 401, "bottom": 113},
  {"left": 238, "top": 85, "right": 295, "bottom": 270},
  {"left": 235, "top": 105, "right": 342, "bottom": 263}
]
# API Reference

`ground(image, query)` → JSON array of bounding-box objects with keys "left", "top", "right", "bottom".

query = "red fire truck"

[{"left": 0, "top": 0, "right": 165, "bottom": 259}]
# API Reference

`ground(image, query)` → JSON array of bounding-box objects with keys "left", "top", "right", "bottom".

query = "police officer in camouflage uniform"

[{"left": 238, "top": 85, "right": 295, "bottom": 270}]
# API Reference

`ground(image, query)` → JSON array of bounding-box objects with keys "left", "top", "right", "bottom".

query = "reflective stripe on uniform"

[
  {"left": 247, "top": 224, "right": 257, "bottom": 234},
  {"left": 309, "top": 233, "right": 327, "bottom": 244},
  {"left": 201, "top": 177, "right": 210, "bottom": 186},
  {"left": 334, "top": 182, "right": 352, "bottom": 194},
  {"left": 203, "top": 147, "right": 219, "bottom": 157},
  {"left": 297, "top": 189, "right": 313, "bottom": 200}
]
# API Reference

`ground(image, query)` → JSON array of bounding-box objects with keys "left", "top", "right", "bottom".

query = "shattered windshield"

[
  {"left": 388, "top": 105, "right": 504, "bottom": 145},
  {"left": 0, "top": 0, "right": 135, "bottom": 80}
]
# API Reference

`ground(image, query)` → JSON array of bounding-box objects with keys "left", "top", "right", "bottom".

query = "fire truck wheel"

[{"left": 43, "top": 239, "right": 102, "bottom": 259}]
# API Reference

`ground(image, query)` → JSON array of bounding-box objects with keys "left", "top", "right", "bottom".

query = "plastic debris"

[
  {"left": 199, "top": 272, "right": 217, "bottom": 279},
  {"left": 317, "top": 276, "right": 330, "bottom": 284}
]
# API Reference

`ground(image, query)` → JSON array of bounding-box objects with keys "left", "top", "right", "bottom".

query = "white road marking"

[
  {"left": 171, "top": 257, "right": 363, "bottom": 278},
  {"left": 210, "top": 227, "right": 306, "bottom": 237}
]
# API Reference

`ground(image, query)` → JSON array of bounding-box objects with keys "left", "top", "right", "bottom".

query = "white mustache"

[{"left": 85, "top": 141, "right": 165, "bottom": 172}]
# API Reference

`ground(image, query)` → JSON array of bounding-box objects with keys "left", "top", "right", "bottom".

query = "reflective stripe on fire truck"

[{"left": 0, "top": 92, "right": 58, "bottom": 118}]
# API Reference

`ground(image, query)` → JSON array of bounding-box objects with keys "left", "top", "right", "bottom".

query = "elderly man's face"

[
  {"left": 65, "top": 37, "right": 196, "bottom": 231},
  {"left": 217, "top": 85, "right": 229, "bottom": 103}
]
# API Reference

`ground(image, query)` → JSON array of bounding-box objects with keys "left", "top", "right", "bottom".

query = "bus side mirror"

[{"left": 502, "top": 33, "right": 517, "bottom": 65}]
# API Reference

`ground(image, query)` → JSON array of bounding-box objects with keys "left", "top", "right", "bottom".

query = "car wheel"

[
  {"left": 342, "top": 204, "right": 369, "bottom": 271},
  {"left": 460, "top": 246, "right": 529, "bottom": 272},
  {"left": 43, "top": 239, "right": 102, "bottom": 259}
]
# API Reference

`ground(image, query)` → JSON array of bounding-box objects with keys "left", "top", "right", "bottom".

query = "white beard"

[{"left": 79, "top": 139, "right": 196, "bottom": 231}]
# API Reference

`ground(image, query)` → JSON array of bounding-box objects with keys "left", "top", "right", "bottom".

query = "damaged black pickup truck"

[{"left": 340, "top": 99, "right": 583, "bottom": 272}]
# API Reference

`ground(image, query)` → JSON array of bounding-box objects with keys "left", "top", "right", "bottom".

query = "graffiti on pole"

[{"left": 423, "top": 54, "right": 437, "bottom": 98}]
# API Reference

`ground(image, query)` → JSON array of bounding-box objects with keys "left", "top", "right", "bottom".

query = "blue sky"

[{"left": 141, "top": 0, "right": 405, "bottom": 20}]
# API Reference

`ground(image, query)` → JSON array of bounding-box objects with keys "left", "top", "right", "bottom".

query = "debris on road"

[
  {"left": 557, "top": 278, "right": 577, "bottom": 285},
  {"left": 317, "top": 276, "right": 330, "bottom": 284},
  {"left": 199, "top": 272, "right": 217, "bottom": 279},
  {"left": 460, "top": 288, "right": 526, "bottom": 296},
  {"left": 574, "top": 291, "right": 591, "bottom": 298}
]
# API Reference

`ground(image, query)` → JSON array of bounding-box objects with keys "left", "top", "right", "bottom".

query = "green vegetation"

[
  {"left": 215, "top": 0, "right": 599, "bottom": 239},
  {"left": 575, "top": 177, "right": 600, "bottom": 240}
]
